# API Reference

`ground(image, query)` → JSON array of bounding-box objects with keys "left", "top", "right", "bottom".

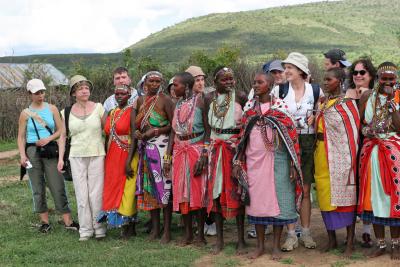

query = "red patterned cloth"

[{"left": 358, "top": 135, "right": 400, "bottom": 218}]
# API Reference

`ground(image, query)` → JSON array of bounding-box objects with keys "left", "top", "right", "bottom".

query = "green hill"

[
  {"left": 127, "top": 0, "right": 400, "bottom": 64},
  {"left": 0, "top": 0, "right": 399, "bottom": 73}
]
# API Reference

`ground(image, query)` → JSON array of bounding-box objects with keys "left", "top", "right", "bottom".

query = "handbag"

[
  {"left": 30, "top": 117, "right": 59, "bottom": 159},
  {"left": 62, "top": 106, "right": 73, "bottom": 181}
]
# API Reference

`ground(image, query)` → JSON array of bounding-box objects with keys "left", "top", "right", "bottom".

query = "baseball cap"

[
  {"left": 324, "top": 49, "right": 351, "bottom": 67},
  {"left": 27, "top": 79, "right": 46, "bottom": 93},
  {"left": 269, "top": 60, "right": 284, "bottom": 72}
]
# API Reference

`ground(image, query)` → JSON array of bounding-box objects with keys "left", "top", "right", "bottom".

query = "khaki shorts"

[{"left": 299, "top": 134, "right": 315, "bottom": 185}]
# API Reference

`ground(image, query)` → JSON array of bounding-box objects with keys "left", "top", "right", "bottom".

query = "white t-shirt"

[{"left": 271, "top": 83, "right": 323, "bottom": 134}]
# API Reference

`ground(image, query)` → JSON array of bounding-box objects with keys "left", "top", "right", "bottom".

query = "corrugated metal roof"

[{"left": 0, "top": 63, "right": 68, "bottom": 89}]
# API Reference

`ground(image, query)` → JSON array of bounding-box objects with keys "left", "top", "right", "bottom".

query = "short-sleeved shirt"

[
  {"left": 61, "top": 103, "right": 105, "bottom": 157},
  {"left": 103, "top": 87, "right": 139, "bottom": 113},
  {"left": 271, "top": 82, "right": 323, "bottom": 134}
]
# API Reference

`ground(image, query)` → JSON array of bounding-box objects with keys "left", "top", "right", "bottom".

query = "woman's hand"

[
  {"left": 232, "top": 164, "right": 242, "bottom": 180},
  {"left": 307, "top": 114, "right": 315, "bottom": 126},
  {"left": 194, "top": 155, "right": 207, "bottom": 176},
  {"left": 35, "top": 137, "right": 51, "bottom": 147},
  {"left": 142, "top": 128, "right": 155, "bottom": 141},
  {"left": 357, "top": 87, "right": 369, "bottom": 98},
  {"left": 20, "top": 155, "right": 29, "bottom": 167},
  {"left": 163, "top": 162, "right": 171, "bottom": 178},
  {"left": 125, "top": 161, "right": 133, "bottom": 179},
  {"left": 134, "top": 130, "right": 143, "bottom": 140},
  {"left": 57, "top": 159, "right": 64, "bottom": 173}
]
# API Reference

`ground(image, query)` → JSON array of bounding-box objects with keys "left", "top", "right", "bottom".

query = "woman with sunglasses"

[
  {"left": 345, "top": 58, "right": 377, "bottom": 248},
  {"left": 346, "top": 58, "right": 376, "bottom": 102},
  {"left": 18, "top": 79, "right": 78, "bottom": 233}
]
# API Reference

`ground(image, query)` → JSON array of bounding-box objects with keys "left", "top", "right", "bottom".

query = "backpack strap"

[
  {"left": 64, "top": 106, "right": 72, "bottom": 138},
  {"left": 278, "top": 82, "right": 290, "bottom": 99},
  {"left": 311, "top": 83, "right": 321, "bottom": 108},
  {"left": 63, "top": 106, "right": 72, "bottom": 160}
]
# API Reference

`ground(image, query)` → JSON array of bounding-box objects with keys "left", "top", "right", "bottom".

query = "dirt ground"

[{"left": 192, "top": 207, "right": 400, "bottom": 267}]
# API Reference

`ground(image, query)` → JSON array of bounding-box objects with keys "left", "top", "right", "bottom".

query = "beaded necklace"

[
  {"left": 140, "top": 93, "right": 159, "bottom": 131},
  {"left": 110, "top": 104, "right": 132, "bottom": 151},
  {"left": 256, "top": 100, "right": 278, "bottom": 151},
  {"left": 176, "top": 95, "right": 197, "bottom": 134},
  {"left": 211, "top": 91, "right": 231, "bottom": 129}
]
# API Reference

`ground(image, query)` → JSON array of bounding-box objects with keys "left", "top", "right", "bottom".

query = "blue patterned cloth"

[{"left": 360, "top": 211, "right": 400, "bottom": 227}]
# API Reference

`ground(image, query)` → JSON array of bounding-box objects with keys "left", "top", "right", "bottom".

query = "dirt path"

[
  {"left": 193, "top": 208, "right": 398, "bottom": 267},
  {"left": 0, "top": 149, "right": 19, "bottom": 160}
]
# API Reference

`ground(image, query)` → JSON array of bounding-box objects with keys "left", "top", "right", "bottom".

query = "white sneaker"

[
  {"left": 281, "top": 234, "right": 298, "bottom": 252},
  {"left": 206, "top": 223, "right": 217, "bottom": 236},
  {"left": 203, "top": 223, "right": 209, "bottom": 235},
  {"left": 300, "top": 233, "right": 316, "bottom": 249},
  {"left": 79, "top": 236, "right": 90, "bottom": 241}
]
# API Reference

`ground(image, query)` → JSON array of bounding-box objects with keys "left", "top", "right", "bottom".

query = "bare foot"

[
  {"left": 160, "top": 232, "right": 171, "bottom": 244},
  {"left": 343, "top": 245, "right": 354, "bottom": 258},
  {"left": 148, "top": 230, "right": 159, "bottom": 241},
  {"left": 369, "top": 247, "right": 386, "bottom": 258},
  {"left": 236, "top": 241, "right": 247, "bottom": 255},
  {"left": 212, "top": 242, "right": 224, "bottom": 254},
  {"left": 193, "top": 237, "right": 207, "bottom": 247},
  {"left": 391, "top": 243, "right": 400, "bottom": 260},
  {"left": 324, "top": 242, "right": 338, "bottom": 253},
  {"left": 271, "top": 247, "right": 282, "bottom": 261},
  {"left": 178, "top": 236, "right": 193, "bottom": 247},
  {"left": 248, "top": 248, "right": 264, "bottom": 259}
]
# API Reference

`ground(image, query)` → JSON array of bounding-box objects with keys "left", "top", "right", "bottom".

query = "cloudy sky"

[{"left": 0, "top": 0, "right": 334, "bottom": 56}]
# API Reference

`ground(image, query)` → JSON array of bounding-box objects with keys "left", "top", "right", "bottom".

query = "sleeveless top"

[{"left": 26, "top": 103, "right": 55, "bottom": 143}]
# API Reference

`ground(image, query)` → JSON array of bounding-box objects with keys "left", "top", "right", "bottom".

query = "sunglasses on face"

[
  {"left": 33, "top": 90, "right": 45, "bottom": 95},
  {"left": 353, "top": 70, "right": 367, "bottom": 76}
]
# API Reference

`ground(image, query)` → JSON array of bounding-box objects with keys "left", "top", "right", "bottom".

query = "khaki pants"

[
  {"left": 70, "top": 156, "right": 106, "bottom": 238},
  {"left": 26, "top": 146, "right": 70, "bottom": 214}
]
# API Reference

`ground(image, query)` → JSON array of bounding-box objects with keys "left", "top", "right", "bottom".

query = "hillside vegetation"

[
  {"left": 128, "top": 0, "right": 400, "bottom": 64},
  {"left": 0, "top": 0, "right": 399, "bottom": 74}
]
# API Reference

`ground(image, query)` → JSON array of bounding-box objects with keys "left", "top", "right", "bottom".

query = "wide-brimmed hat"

[
  {"left": 282, "top": 52, "right": 310, "bottom": 75},
  {"left": 69, "top": 75, "right": 93, "bottom": 96},
  {"left": 185, "top": 66, "right": 206, "bottom": 77},
  {"left": 27, "top": 79, "right": 46, "bottom": 93},
  {"left": 324, "top": 49, "right": 351, "bottom": 67}
]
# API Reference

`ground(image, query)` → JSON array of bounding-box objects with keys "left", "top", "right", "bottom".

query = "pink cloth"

[{"left": 245, "top": 103, "right": 280, "bottom": 217}]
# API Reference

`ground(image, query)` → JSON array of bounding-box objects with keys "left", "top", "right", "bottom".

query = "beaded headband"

[
  {"left": 114, "top": 85, "right": 130, "bottom": 92},
  {"left": 214, "top": 67, "right": 234, "bottom": 80},
  {"left": 145, "top": 71, "right": 163, "bottom": 80},
  {"left": 377, "top": 65, "right": 397, "bottom": 75}
]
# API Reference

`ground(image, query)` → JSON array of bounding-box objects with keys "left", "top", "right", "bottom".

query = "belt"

[
  {"left": 316, "top": 133, "right": 324, "bottom": 141},
  {"left": 212, "top": 127, "right": 240, "bottom": 135},
  {"left": 26, "top": 143, "right": 37, "bottom": 148},
  {"left": 177, "top": 132, "right": 204, "bottom": 141}
]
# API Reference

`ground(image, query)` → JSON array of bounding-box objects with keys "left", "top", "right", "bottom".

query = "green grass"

[
  {"left": 0, "top": 181, "right": 210, "bottom": 266},
  {"left": 330, "top": 260, "right": 351, "bottom": 267},
  {"left": 0, "top": 140, "right": 17, "bottom": 152},
  {"left": 280, "top": 257, "right": 294, "bottom": 264}
]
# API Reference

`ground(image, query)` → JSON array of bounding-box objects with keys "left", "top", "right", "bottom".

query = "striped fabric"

[
  {"left": 318, "top": 98, "right": 360, "bottom": 207},
  {"left": 248, "top": 215, "right": 297, "bottom": 226},
  {"left": 360, "top": 211, "right": 400, "bottom": 226}
]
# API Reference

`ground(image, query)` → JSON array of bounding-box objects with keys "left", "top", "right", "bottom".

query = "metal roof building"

[{"left": 0, "top": 63, "right": 68, "bottom": 90}]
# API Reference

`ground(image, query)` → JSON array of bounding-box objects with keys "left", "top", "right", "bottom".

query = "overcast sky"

[{"left": 0, "top": 0, "right": 335, "bottom": 56}]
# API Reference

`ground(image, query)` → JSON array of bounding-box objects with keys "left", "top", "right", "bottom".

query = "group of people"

[{"left": 17, "top": 48, "right": 400, "bottom": 261}]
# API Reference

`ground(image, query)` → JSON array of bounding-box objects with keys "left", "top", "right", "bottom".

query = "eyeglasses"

[{"left": 353, "top": 70, "right": 367, "bottom": 76}]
